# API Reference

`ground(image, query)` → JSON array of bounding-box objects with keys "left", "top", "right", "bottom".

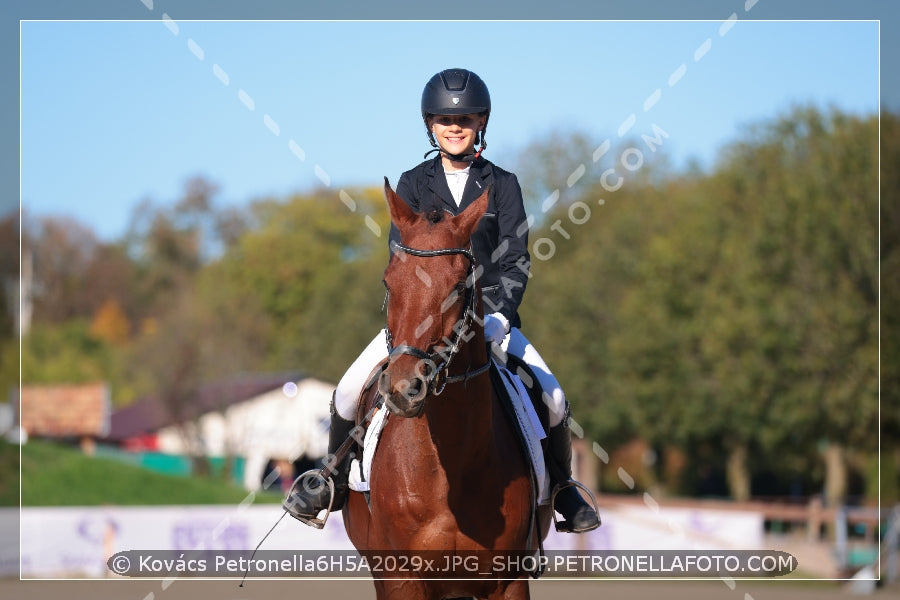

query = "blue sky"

[{"left": 21, "top": 20, "right": 879, "bottom": 241}]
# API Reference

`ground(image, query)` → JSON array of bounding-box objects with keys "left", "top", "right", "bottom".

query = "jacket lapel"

[
  {"left": 457, "top": 159, "right": 492, "bottom": 213},
  {"left": 425, "top": 158, "right": 458, "bottom": 213},
  {"left": 424, "top": 157, "right": 493, "bottom": 215}
]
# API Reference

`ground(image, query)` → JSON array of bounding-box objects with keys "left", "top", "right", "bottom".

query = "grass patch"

[
  {"left": 0, "top": 440, "right": 19, "bottom": 505},
  {"left": 18, "top": 439, "right": 283, "bottom": 506}
]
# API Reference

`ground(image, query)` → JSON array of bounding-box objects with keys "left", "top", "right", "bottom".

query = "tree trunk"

[
  {"left": 823, "top": 442, "right": 847, "bottom": 507},
  {"left": 726, "top": 442, "right": 751, "bottom": 501}
]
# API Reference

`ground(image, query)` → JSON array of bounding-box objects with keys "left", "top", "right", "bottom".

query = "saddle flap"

[{"left": 490, "top": 361, "right": 550, "bottom": 505}]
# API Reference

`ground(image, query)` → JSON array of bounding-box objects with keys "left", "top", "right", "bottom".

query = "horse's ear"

[
  {"left": 454, "top": 186, "right": 490, "bottom": 240},
  {"left": 384, "top": 177, "right": 417, "bottom": 231}
]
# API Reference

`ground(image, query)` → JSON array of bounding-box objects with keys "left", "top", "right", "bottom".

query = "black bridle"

[{"left": 384, "top": 240, "right": 491, "bottom": 396}]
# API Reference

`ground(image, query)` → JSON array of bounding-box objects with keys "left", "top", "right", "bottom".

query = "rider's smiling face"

[{"left": 429, "top": 113, "right": 485, "bottom": 157}]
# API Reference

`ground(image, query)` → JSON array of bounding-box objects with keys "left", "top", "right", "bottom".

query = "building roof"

[
  {"left": 19, "top": 382, "right": 110, "bottom": 437},
  {"left": 103, "top": 372, "right": 305, "bottom": 442}
]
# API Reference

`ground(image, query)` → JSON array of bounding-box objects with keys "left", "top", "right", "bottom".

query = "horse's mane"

[{"left": 424, "top": 209, "right": 445, "bottom": 224}]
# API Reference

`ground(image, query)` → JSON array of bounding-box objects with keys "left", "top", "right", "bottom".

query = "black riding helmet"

[{"left": 421, "top": 68, "right": 491, "bottom": 161}]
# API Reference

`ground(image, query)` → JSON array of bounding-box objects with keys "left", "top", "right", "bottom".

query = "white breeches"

[{"left": 333, "top": 327, "right": 568, "bottom": 427}]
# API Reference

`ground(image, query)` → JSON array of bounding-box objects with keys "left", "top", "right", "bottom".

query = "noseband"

[{"left": 384, "top": 240, "right": 491, "bottom": 396}]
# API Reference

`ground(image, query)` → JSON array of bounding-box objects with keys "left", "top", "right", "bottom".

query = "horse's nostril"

[{"left": 405, "top": 377, "right": 424, "bottom": 398}]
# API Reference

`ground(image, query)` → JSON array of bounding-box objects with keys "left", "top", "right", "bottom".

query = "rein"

[{"left": 384, "top": 240, "right": 491, "bottom": 396}]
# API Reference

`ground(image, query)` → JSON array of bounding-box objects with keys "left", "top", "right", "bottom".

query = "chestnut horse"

[{"left": 341, "top": 181, "right": 550, "bottom": 599}]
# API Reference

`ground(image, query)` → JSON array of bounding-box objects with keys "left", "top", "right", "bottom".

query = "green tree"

[
  {"left": 881, "top": 111, "right": 900, "bottom": 502},
  {"left": 521, "top": 171, "right": 680, "bottom": 449},
  {"left": 21, "top": 320, "right": 116, "bottom": 385},
  {"left": 607, "top": 107, "right": 879, "bottom": 501},
  {"left": 0, "top": 213, "right": 19, "bottom": 396},
  {"left": 509, "top": 128, "right": 598, "bottom": 219},
  {"left": 212, "top": 186, "right": 389, "bottom": 379},
  {"left": 25, "top": 215, "right": 101, "bottom": 324},
  {"left": 123, "top": 176, "right": 236, "bottom": 316}
]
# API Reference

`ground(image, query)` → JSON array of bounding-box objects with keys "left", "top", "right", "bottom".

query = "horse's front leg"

[
  {"left": 486, "top": 578, "right": 530, "bottom": 600},
  {"left": 374, "top": 577, "right": 429, "bottom": 600}
]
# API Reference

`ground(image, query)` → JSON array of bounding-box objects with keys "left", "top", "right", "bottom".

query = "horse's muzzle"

[{"left": 378, "top": 367, "right": 428, "bottom": 418}]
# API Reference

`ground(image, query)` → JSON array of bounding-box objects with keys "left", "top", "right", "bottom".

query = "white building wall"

[{"left": 154, "top": 378, "right": 334, "bottom": 490}]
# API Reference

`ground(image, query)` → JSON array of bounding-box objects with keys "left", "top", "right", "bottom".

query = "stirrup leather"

[
  {"left": 282, "top": 470, "right": 335, "bottom": 530},
  {"left": 550, "top": 480, "right": 601, "bottom": 533}
]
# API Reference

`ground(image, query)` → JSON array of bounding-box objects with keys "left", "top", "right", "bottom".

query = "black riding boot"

[
  {"left": 547, "top": 420, "right": 601, "bottom": 533},
  {"left": 283, "top": 400, "right": 358, "bottom": 525}
]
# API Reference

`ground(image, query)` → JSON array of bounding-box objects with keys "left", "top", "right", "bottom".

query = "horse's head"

[{"left": 378, "top": 178, "right": 489, "bottom": 418}]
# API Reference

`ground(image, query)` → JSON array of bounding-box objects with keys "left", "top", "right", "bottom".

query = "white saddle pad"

[
  {"left": 349, "top": 363, "right": 549, "bottom": 505},
  {"left": 348, "top": 404, "right": 389, "bottom": 492}
]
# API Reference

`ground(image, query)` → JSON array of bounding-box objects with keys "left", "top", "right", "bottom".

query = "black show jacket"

[{"left": 390, "top": 156, "right": 531, "bottom": 329}]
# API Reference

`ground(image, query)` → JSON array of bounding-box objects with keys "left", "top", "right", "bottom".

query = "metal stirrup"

[
  {"left": 550, "top": 480, "right": 601, "bottom": 533},
  {"left": 283, "top": 472, "right": 335, "bottom": 530}
]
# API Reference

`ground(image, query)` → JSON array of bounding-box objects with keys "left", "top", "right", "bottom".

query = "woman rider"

[{"left": 285, "top": 68, "right": 600, "bottom": 533}]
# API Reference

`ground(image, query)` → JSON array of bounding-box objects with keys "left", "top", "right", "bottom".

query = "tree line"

[{"left": 4, "top": 106, "right": 894, "bottom": 504}]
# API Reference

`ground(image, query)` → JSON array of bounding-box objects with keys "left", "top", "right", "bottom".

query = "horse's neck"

[{"left": 423, "top": 337, "right": 494, "bottom": 456}]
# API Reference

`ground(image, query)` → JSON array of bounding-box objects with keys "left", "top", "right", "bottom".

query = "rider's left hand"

[{"left": 484, "top": 312, "right": 510, "bottom": 344}]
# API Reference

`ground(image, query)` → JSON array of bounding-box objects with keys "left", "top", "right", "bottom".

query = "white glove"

[{"left": 484, "top": 312, "right": 510, "bottom": 344}]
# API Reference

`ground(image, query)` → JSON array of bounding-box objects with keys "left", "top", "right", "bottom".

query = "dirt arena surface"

[{"left": 3, "top": 577, "right": 900, "bottom": 600}]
